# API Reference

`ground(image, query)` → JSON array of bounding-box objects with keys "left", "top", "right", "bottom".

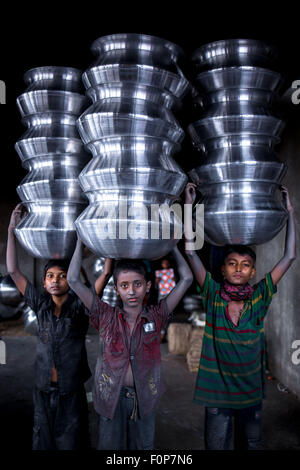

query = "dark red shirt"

[{"left": 88, "top": 295, "right": 171, "bottom": 419}]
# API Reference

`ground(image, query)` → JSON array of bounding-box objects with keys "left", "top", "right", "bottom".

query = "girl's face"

[
  {"left": 161, "top": 259, "right": 170, "bottom": 269},
  {"left": 222, "top": 253, "right": 256, "bottom": 285}
]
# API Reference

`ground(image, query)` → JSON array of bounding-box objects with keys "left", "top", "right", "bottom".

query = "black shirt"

[{"left": 24, "top": 281, "right": 91, "bottom": 394}]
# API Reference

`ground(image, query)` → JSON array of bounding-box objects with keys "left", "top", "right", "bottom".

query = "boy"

[
  {"left": 184, "top": 183, "right": 296, "bottom": 450},
  {"left": 67, "top": 237, "right": 193, "bottom": 450},
  {"left": 6, "top": 204, "right": 92, "bottom": 450}
]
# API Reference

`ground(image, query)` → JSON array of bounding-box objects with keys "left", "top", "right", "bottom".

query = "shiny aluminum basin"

[
  {"left": 198, "top": 187, "right": 288, "bottom": 246},
  {"left": 24, "top": 66, "right": 84, "bottom": 92},
  {"left": 75, "top": 190, "right": 182, "bottom": 259},
  {"left": 191, "top": 39, "right": 278, "bottom": 70},
  {"left": 0, "top": 275, "right": 23, "bottom": 307},
  {"left": 77, "top": 107, "right": 184, "bottom": 145},
  {"left": 84, "top": 135, "right": 181, "bottom": 159},
  {"left": 189, "top": 148, "right": 286, "bottom": 187},
  {"left": 86, "top": 82, "right": 181, "bottom": 110},
  {"left": 15, "top": 202, "right": 87, "bottom": 259},
  {"left": 188, "top": 115, "right": 285, "bottom": 146},
  {"left": 90, "top": 34, "right": 184, "bottom": 73},
  {"left": 194, "top": 66, "right": 282, "bottom": 93},
  {"left": 82, "top": 64, "right": 190, "bottom": 98},
  {"left": 17, "top": 90, "right": 88, "bottom": 118}
]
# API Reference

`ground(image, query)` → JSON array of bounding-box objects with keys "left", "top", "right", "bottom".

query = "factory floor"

[{"left": 1, "top": 317, "right": 300, "bottom": 457}]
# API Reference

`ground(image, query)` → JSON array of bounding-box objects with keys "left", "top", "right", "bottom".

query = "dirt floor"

[{"left": 1, "top": 316, "right": 300, "bottom": 453}]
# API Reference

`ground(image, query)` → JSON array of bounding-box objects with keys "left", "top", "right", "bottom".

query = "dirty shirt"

[
  {"left": 87, "top": 295, "right": 171, "bottom": 419},
  {"left": 24, "top": 281, "right": 91, "bottom": 394},
  {"left": 194, "top": 272, "right": 277, "bottom": 409}
]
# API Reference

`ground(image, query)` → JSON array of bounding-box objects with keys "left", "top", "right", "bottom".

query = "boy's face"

[
  {"left": 222, "top": 253, "right": 256, "bottom": 285},
  {"left": 115, "top": 270, "right": 151, "bottom": 311},
  {"left": 43, "top": 266, "right": 70, "bottom": 297}
]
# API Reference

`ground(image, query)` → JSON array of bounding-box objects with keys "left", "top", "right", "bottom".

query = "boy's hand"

[
  {"left": 280, "top": 186, "right": 294, "bottom": 213},
  {"left": 8, "top": 203, "right": 27, "bottom": 231},
  {"left": 184, "top": 182, "right": 197, "bottom": 205}
]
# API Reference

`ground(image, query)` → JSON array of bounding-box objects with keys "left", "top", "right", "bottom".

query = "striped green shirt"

[{"left": 194, "top": 272, "right": 277, "bottom": 409}]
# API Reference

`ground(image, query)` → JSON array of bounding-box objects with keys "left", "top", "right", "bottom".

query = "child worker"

[
  {"left": 184, "top": 182, "right": 296, "bottom": 450},
  {"left": 67, "top": 236, "right": 193, "bottom": 450},
  {"left": 6, "top": 204, "right": 94, "bottom": 451}
]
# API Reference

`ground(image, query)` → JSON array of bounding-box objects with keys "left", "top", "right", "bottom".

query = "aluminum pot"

[
  {"left": 90, "top": 34, "right": 184, "bottom": 73},
  {"left": 0, "top": 275, "right": 23, "bottom": 307},
  {"left": 82, "top": 64, "right": 190, "bottom": 99},
  {"left": 197, "top": 182, "right": 288, "bottom": 245},
  {"left": 75, "top": 190, "right": 183, "bottom": 259},
  {"left": 15, "top": 201, "right": 87, "bottom": 259},
  {"left": 191, "top": 39, "right": 278, "bottom": 71}
]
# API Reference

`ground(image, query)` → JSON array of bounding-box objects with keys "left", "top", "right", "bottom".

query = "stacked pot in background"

[
  {"left": 14, "top": 67, "right": 90, "bottom": 259},
  {"left": 75, "top": 34, "right": 190, "bottom": 259},
  {"left": 188, "top": 39, "right": 288, "bottom": 246},
  {"left": 93, "top": 258, "right": 118, "bottom": 307}
]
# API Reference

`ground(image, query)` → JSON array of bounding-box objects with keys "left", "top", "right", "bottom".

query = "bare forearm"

[
  {"left": 284, "top": 210, "right": 296, "bottom": 260},
  {"left": 67, "top": 238, "right": 93, "bottom": 309},
  {"left": 185, "top": 249, "right": 207, "bottom": 289},
  {"left": 94, "top": 258, "right": 113, "bottom": 296},
  {"left": 6, "top": 228, "right": 27, "bottom": 295},
  {"left": 271, "top": 210, "right": 296, "bottom": 285},
  {"left": 165, "top": 246, "right": 193, "bottom": 313},
  {"left": 7, "top": 228, "right": 19, "bottom": 274}
]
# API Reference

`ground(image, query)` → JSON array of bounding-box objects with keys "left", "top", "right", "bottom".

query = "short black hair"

[
  {"left": 43, "top": 259, "right": 70, "bottom": 279},
  {"left": 222, "top": 245, "right": 256, "bottom": 266},
  {"left": 113, "top": 259, "right": 149, "bottom": 285}
]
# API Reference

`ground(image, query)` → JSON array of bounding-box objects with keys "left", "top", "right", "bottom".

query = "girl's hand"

[
  {"left": 184, "top": 182, "right": 197, "bottom": 205},
  {"left": 8, "top": 203, "right": 27, "bottom": 231},
  {"left": 280, "top": 186, "right": 294, "bottom": 213}
]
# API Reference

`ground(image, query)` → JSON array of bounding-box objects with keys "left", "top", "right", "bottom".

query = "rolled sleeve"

[{"left": 88, "top": 294, "right": 116, "bottom": 331}]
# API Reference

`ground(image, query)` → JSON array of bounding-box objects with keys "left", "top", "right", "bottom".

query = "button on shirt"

[
  {"left": 24, "top": 282, "right": 91, "bottom": 394},
  {"left": 88, "top": 295, "right": 171, "bottom": 419}
]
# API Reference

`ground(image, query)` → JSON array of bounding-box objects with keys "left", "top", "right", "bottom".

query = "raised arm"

[
  {"left": 94, "top": 258, "right": 113, "bottom": 297},
  {"left": 67, "top": 237, "right": 94, "bottom": 310},
  {"left": 165, "top": 245, "right": 193, "bottom": 313},
  {"left": 6, "top": 204, "right": 28, "bottom": 295},
  {"left": 270, "top": 186, "right": 296, "bottom": 285},
  {"left": 184, "top": 182, "right": 207, "bottom": 288}
]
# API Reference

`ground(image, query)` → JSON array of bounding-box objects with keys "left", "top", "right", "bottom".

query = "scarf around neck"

[{"left": 220, "top": 280, "right": 254, "bottom": 302}]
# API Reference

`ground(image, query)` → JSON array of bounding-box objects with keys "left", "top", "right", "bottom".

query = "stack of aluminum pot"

[
  {"left": 75, "top": 34, "right": 190, "bottom": 259},
  {"left": 188, "top": 39, "right": 288, "bottom": 246},
  {"left": 14, "top": 67, "right": 90, "bottom": 259}
]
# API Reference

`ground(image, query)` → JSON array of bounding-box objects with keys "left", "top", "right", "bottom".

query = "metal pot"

[
  {"left": 75, "top": 190, "right": 182, "bottom": 259},
  {"left": 0, "top": 275, "right": 23, "bottom": 307},
  {"left": 191, "top": 39, "right": 278, "bottom": 71},
  {"left": 90, "top": 34, "right": 184, "bottom": 73},
  {"left": 82, "top": 64, "right": 190, "bottom": 99}
]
